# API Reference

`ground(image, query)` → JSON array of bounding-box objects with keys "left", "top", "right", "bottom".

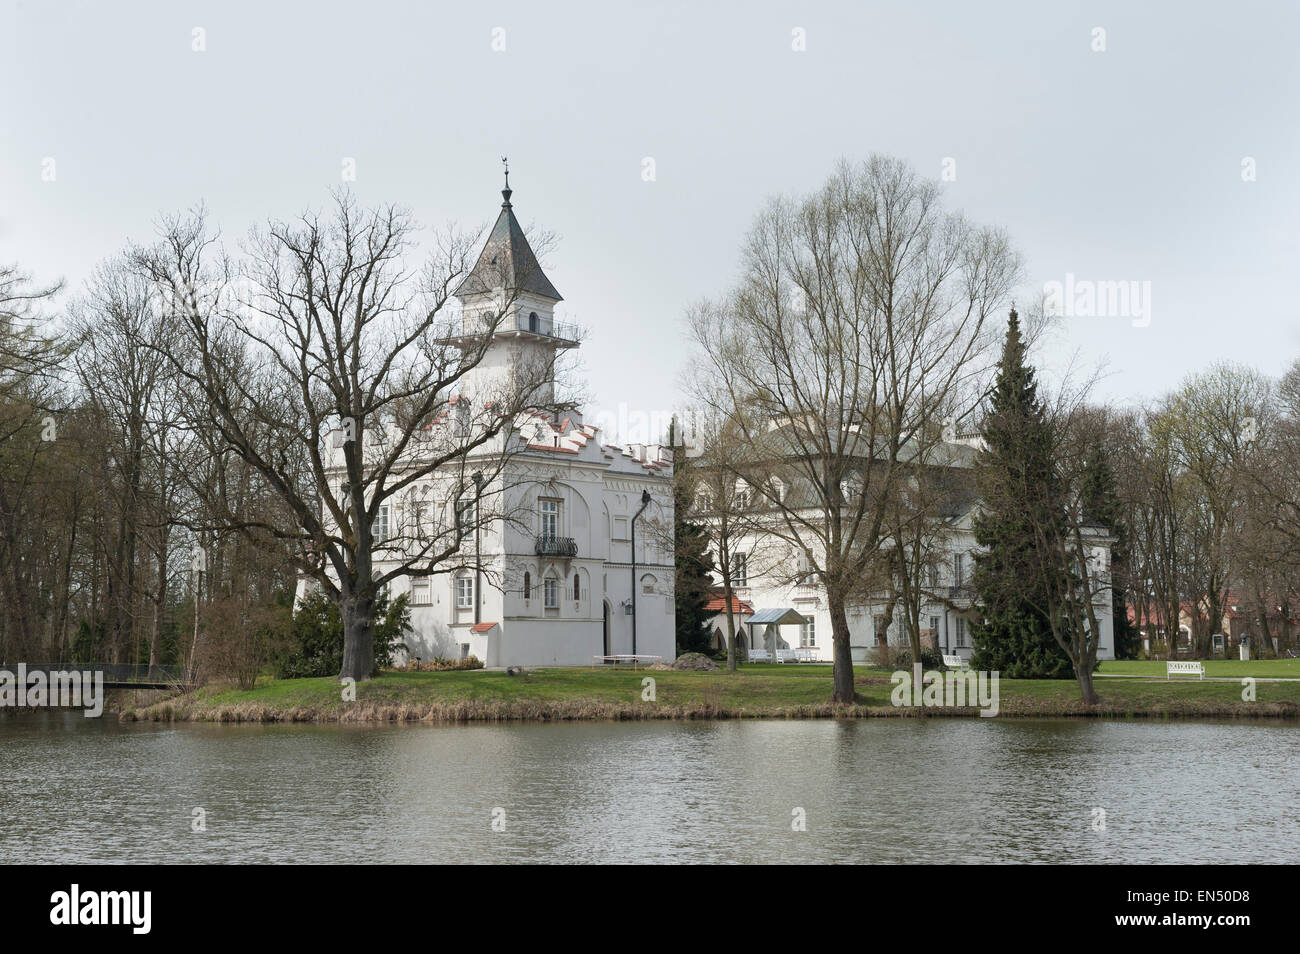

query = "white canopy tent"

[{"left": 746, "top": 607, "right": 811, "bottom": 654}]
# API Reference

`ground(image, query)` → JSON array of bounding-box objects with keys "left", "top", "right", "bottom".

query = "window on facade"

[
  {"left": 523, "top": 571, "right": 531, "bottom": 600},
  {"left": 613, "top": 516, "right": 629, "bottom": 539},
  {"left": 735, "top": 490, "right": 748, "bottom": 509},
  {"left": 731, "top": 552, "right": 748, "bottom": 586},
  {"left": 456, "top": 496, "right": 476, "bottom": 532},
  {"left": 540, "top": 499, "right": 560, "bottom": 541},
  {"left": 544, "top": 577, "right": 559, "bottom": 609},
  {"left": 956, "top": 616, "right": 967, "bottom": 647},
  {"left": 456, "top": 576, "right": 474, "bottom": 609},
  {"left": 929, "top": 615, "right": 940, "bottom": 635},
  {"left": 410, "top": 577, "right": 431, "bottom": 605},
  {"left": 928, "top": 564, "right": 940, "bottom": 589},
  {"left": 801, "top": 616, "right": 816, "bottom": 647},
  {"left": 409, "top": 500, "right": 425, "bottom": 540},
  {"left": 375, "top": 504, "right": 390, "bottom": 542},
  {"left": 953, "top": 553, "right": 965, "bottom": 588},
  {"left": 797, "top": 551, "right": 814, "bottom": 586},
  {"left": 641, "top": 574, "right": 657, "bottom": 595},
  {"left": 573, "top": 574, "right": 581, "bottom": 601}
]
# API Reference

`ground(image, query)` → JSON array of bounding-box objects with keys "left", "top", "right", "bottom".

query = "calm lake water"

[{"left": 1, "top": 714, "right": 1297, "bottom": 863}]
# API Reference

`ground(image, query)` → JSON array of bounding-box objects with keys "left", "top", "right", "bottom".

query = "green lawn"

[{"left": 125, "top": 662, "right": 1300, "bottom": 723}]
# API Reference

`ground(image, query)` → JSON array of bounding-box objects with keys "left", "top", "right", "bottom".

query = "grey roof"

[
  {"left": 748, "top": 608, "right": 811, "bottom": 625},
  {"left": 454, "top": 188, "right": 563, "bottom": 302}
]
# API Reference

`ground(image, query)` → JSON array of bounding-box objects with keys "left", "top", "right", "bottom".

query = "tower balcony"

[
  {"left": 436, "top": 314, "right": 581, "bottom": 349},
  {"left": 535, "top": 535, "right": 578, "bottom": 558}
]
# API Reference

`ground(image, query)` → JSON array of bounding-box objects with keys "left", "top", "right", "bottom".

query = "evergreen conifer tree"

[
  {"left": 970, "top": 311, "right": 1074, "bottom": 677},
  {"left": 670, "top": 419, "right": 716, "bottom": 655}
]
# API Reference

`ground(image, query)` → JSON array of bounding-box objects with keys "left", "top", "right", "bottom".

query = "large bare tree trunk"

[
  {"left": 340, "top": 591, "right": 376, "bottom": 682},
  {"left": 1076, "top": 664, "right": 1098, "bottom": 705},
  {"left": 829, "top": 596, "right": 854, "bottom": 703}
]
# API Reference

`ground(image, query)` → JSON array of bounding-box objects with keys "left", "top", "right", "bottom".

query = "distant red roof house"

[{"left": 703, "top": 595, "right": 754, "bottom": 616}]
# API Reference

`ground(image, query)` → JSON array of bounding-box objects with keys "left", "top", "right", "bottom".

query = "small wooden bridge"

[{"left": 0, "top": 663, "right": 193, "bottom": 691}]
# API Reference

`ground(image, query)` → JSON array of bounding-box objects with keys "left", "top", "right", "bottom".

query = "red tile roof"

[
  {"left": 704, "top": 595, "right": 754, "bottom": 615},
  {"left": 470, "top": 622, "right": 498, "bottom": 633}
]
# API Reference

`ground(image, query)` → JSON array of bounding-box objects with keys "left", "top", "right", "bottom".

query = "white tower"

[{"left": 453, "top": 165, "right": 577, "bottom": 408}]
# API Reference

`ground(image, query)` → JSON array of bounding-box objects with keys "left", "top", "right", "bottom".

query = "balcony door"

[{"left": 539, "top": 498, "right": 559, "bottom": 543}]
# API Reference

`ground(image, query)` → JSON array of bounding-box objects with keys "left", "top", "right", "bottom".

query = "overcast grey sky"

[{"left": 3, "top": 0, "right": 1297, "bottom": 441}]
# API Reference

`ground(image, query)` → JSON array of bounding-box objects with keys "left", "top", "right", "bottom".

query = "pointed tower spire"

[{"left": 454, "top": 163, "right": 563, "bottom": 302}]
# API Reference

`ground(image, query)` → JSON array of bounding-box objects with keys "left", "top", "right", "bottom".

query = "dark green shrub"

[
  {"left": 277, "top": 589, "right": 411, "bottom": 678},
  {"left": 891, "top": 646, "right": 946, "bottom": 670}
]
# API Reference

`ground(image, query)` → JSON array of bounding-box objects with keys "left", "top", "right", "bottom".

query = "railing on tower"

[{"left": 452, "top": 311, "right": 581, "bottom": 343}]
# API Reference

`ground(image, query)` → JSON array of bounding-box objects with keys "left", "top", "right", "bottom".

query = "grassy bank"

[{"left": 122, "top": 663, "right": 1300, "bottom": 724}]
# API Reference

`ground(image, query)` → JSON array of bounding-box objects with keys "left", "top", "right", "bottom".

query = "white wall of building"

[{"left": 713, "top": 508, "right": 1115, "bottom": 664}]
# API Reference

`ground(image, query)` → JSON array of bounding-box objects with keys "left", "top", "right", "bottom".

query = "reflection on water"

[{"left": 1, "top": 713, "right": 1297, "bottom": 863}]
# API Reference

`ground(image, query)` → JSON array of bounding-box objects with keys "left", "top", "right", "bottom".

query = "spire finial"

[{"left": 501, "top": 156, "right": 512, "bottom": 207}]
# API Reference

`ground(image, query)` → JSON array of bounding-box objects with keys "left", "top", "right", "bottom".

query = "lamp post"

[
  {"left": 630, "top": 488, "right": 651, "bottom": 655},
  {"left": 472, "top": 470, "right": 484, "bottom": 626}
]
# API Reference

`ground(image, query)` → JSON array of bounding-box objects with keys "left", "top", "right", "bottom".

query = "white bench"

[
  {"left": 748, "top": 649, "right": 773, "bottom": 663},
  {"left": 776, "top": 649, "right": 798, "bottom": 664},
  {"left": 942, "top": 653, "right": 968, "bottom": 669},
  {"left": 1166, "top": 660, "right": 1205, "bottom": 680},
  {"left": 794, "top": 647, "right": 817, "bottom": 663}
]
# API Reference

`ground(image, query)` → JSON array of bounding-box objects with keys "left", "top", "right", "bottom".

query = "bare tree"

[
  {"left": 676, "top": 406, "right": 779, "bottom": 671},
  {"left": 0, "top": 264, "right": 69, "bottom": 661},
  {"left": 132, "top": 191, "right": 571, "bottom": 682},
  {"left": 70, "top": 259, "right": 185, "bottom": 665},
  {"left": 688, "top": 156, "right": 1020, "bottom": 701},
  {"left": 1146, "top": 363, "right": 1271, "bottom": 655}
]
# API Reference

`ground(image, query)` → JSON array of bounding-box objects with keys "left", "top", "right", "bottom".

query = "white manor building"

[
  {"left": 303, "top": 178, "right": 676, "bottom": 668},
  {"left": 699, "top": 436, "right": 1116, "bottom": 665}
]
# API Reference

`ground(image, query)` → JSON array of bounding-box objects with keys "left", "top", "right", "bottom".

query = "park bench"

[
  {"left": 942, "top": 653, "right": 968, "bottom": 669},
  {"left": 1166, "top": 660, "right": 1205, "bottom": 680},
  {"left": 794, "top": 647, "right": 817, "bottom": 663},
  {"left": 748, "top": 649, "right": 773, "bottom": 663},
  {"left": 776, "top": 649, "right": 798, "bottom": 664}
]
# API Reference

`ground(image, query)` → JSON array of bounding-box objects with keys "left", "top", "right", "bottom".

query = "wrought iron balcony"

[{"left": 535, "top": 535, "right": 578, "bottom": 558}]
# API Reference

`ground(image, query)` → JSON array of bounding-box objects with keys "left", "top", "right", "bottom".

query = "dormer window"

[{"left": 529, "top": 311, "right": 539, "bottom": 332}]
